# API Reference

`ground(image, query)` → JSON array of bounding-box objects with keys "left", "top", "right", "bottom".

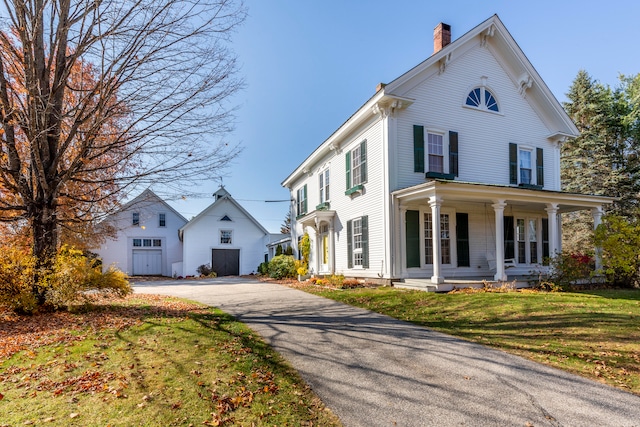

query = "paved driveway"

[{"left": 134, "top": 278, "right": 640, "bottom": 427}]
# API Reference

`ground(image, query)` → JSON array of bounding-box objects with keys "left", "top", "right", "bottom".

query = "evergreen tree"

[
  {"left": 561, "top": 71, "right": 640, "bottom": 252},
  {"left": 280, "top": 211, "right": 292, "bottom": 234}
]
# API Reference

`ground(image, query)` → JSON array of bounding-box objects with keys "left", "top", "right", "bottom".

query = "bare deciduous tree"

[{"left": 0, "top": 0, "right": 246, "bottom": 300}]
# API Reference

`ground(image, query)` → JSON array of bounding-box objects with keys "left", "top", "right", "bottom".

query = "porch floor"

[{"left": 392, "top": 276, "right": 533, "bottom": 292}]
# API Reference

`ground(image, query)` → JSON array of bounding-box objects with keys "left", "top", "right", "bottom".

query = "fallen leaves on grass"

[{"left": 0, "top": 294, "right": 206, "bottom": 361}]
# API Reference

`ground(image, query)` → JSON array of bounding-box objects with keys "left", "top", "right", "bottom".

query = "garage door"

[
  {"left": 211, "top": 249, "right": 240, "bottom": 276},
  {"left": 133, "top": 250, "right": 162, "bottom": 275}
]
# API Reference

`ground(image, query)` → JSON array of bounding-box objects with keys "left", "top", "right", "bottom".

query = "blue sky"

[{"left": 167, "top": 0, "right": 640, "bottom": 232}]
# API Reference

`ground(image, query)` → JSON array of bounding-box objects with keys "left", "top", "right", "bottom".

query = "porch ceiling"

[{"left": 392, "top": 180, "right": 615, "bottom": 213}]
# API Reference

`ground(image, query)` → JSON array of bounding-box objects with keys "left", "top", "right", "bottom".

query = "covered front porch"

[{"left": 391, "top": 180, "right": 613, "bottom": 286}]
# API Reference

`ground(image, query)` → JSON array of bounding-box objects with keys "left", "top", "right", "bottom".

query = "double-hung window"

[
  {"left": 413, "top": 126, "right": 459, "bottom": 178},
  {"left": 159, "top": 213, "right": 166, "bottom": 227},
  {"left": 345, "top": 140, "right": 367, "bottom": 194},
  {"left": 319, "top": 169, "right": 330, "bottom": 204},
  {"left": 509, "top": 143, "right": 544, "bottom": 188},
  {"left": 347, "top": 215, "right": 369, "bottom": 268},
  {"left": 296, "top": 185, "right": 307, "bottom": 217},
  {"left": 427, "top": 133, "right": 444, "bottom": 173},
  {"left": 424, "top": 213, "right": 451, "bottom": 265},
  {"left": 352, "top": 219, "right": 363, "bottom": 266},
  {"left": 519, "top": 149, "right": 532, "bottom": 185},
  {"left": 132, "top": 212, "right": 140, "bottom": 226}
]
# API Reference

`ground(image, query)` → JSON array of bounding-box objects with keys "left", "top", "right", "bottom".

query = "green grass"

[
  {"left": 0, "top": 296, "right": 342, "bottom": 427},
  {"left": 298, "top": 285, "right": 640, "bottom": 395}
]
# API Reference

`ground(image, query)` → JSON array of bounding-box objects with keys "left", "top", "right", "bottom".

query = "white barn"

[
  {"left": 179, "top": 187, "right": 273, "bottom": 276},
  {"left": 96, "top": 189, "right": 187, "bottom": 277},
  {"left": 282, "top": 15, "right": 613, "bottom": 290}
]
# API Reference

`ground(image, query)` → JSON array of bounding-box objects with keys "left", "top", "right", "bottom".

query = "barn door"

[
  {"left": 211, "top": 249, "right": 240, "bottom": 276},
  {"left": 132, "top": 250, "right": 162, "bottom": 275}
]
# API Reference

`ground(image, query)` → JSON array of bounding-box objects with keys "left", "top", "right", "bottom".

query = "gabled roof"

[
  {"left": 110, "top": 188, "right": 188, "bottom": 223},
  {"left": 179, "top": 187, "right": 269, "bottom": 236},
  {"left": 384, "top": 14, "right": 578, "bottom": 138},
  {"left": 282, "top": 14, "right": 578, "bottom": 188}
]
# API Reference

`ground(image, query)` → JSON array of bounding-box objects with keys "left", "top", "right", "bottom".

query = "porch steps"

[{"left": 392, "top": 278, "right": 499, "bottom": 293}]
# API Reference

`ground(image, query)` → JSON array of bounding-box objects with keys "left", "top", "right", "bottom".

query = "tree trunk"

[{"left": 29, "top": 199, "right": 59, "bottom": 305}]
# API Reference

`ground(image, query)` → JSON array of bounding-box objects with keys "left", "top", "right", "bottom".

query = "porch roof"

[
  {"left": 297, "top": 209, "right": 336, "bottom": 230},
  {"left": 392, "top": 180, "right": 615, "bottom": 213}
]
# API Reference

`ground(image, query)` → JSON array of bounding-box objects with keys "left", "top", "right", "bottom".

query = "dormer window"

[{"left": 465, "top": 87, "right": 499, "bottom": 112}]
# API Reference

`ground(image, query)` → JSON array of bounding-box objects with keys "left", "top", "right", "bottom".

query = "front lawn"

[
  {"left": 0, "top": 294, "right": 342, "bottom": 427},
  {"left": 293, "top": 284, "right": 640, "bottom": 395}
]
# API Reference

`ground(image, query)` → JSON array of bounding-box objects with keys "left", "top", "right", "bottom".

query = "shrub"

[
  {"left": 268, "top": 255, "right": 296, "bottom": 279},
  {"left": 0, "top": 246, "right": 37, "bottom": 313},
  {"left": 284, "top": 246, "right": 293, "bottom": 256},
  {"left": 294, "top": 259, "right": 308, "bottom": 277},
  {"left": 594, "top": 214, "right": 640, "bottom": 288},
  {"left": 533, "top": 252, "right": 595, "bottom": 291},
  {"left": 340, "top": 279, "right": 361, "bottom": 289},
  {"left": 197, "top": 264, "right": 214, "bottom": 276},
  {"left": 275, "top": 244, "right": 283, "bottom": 256},
  {"left": 299, "top": 233, "right": 310, "bottom": 266},
  {"left": 43, "top": 246, "right": 131, "bottom": 310},
  {"left": 257, "top": 262, "right": 269, "bottom": 275}
]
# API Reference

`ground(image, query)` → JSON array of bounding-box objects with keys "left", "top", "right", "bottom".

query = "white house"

[
  {"left": 96, "top": 189, "right": 187, "bottom": 277},
  {"left": 179, "top": 186, "right": 274, "bottom": 276},
  {"left": 282, "top": 15, "right": 614, "bottom": 290}
]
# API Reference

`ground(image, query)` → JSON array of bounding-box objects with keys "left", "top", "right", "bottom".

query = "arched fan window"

[{"left": 465, "top": 87, "right": 499, "bottom": 112}]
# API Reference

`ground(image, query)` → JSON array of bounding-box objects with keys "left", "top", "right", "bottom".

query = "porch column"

[
  {"left": 492, "top": 200, "right": 507, "bottom": 281},
  {"left": 429, "top": 196, "right": 444, "bottom": 284},
  {"left": 592, "top": 207, "right": 603, "bottom": 271},
  {"left": 329, "top": 220, "right": 335, "bottom": 275},
  {"left": 400, "top": 206, "right": 407, "bottom": 278},
  {"left": 545, "top": 203, "right": 559, "bottom": 258}
]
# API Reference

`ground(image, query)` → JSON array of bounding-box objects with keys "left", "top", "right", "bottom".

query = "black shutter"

[
  {"left": 509, "top": 143, "right": 518, "bottom": 185},
  {"left": 456, "top": 213, "right": 470, "bottom": 267},
  {"left": 406, "top": 210, "right": 420, "bottom": 268},
  {"left": 361, "top": 216, "right": 369, "bottom": 268},
  {"left": 449, "top": 131, "right": 459, "bottom": 177},
  {"left": 413, "top": 125, "right": 425, "bottom": 173},
  {"left": 345, "top": 150, "right": 351, "bottom": 190},
  {"left": 536, "top": 147, "right": 544, "bottom": 187},
  {"left": 504, "top": 216, "right": 515, "bottom": 259},
  {"left": 360, "top": 140, "right": 367, "bottom": 184},
  {"left": 347, "top": 219, "right": 353, "bottom": 268}
]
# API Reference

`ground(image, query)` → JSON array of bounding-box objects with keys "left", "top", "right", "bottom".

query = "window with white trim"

[
  {"left": 319, "top": 169, "right": 330, "bottom": 204},
  {"left": 424, "top": 213, "right": 451, "bottom": 265},
  {"left": 509, "top": 144, "right": 544, "bottom": 187},
  {"left": 352, "top": 218, "right": 363, "bottom": 267},
  {"left": 427, "top": 132, "right": 444, "bottom": 173},
  {"left": 465, "top": 87, "right": 499, "bottom": 112},
  {"left": 132, "top": 212, "right": 140, "bottom": 226},
  {"left": 158, "top": 213, "right": 166, "bottom": 227},
  {"left": 133, "top": 238, "right": 142, "bottom": 247},
  {"left": 347, "top": 215, "right": 369, "bottom": 268},
  {"left": 296, "top": 185, "right": 307, "bottom": 217},
  {"left": 220, "top": 230, "right": 232, "bottom": 244},
  {"left": 345, "top": 140, "right": 367, "bottom": 193},
  {"left": 519, "top": 148, "right": 532, "bottom": 185}
]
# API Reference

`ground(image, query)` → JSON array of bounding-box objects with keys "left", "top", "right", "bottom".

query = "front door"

[{"left": 319, "top": 224, "right": 329, "bottom": 273}]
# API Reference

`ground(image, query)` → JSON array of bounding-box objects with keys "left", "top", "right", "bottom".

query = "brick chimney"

[{"left": 434, "top": 23, "right": 451, "bottom": 53}]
